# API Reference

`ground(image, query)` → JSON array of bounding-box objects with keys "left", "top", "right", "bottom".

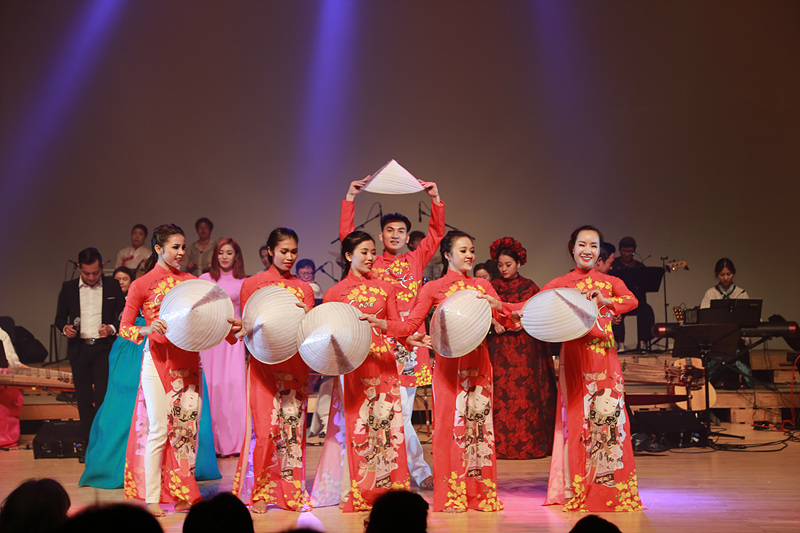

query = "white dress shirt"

[
  {"left": 0, "top": 327, "right": 21, "bottom": 366},
  {"left": 79, "top": 278, "right": 103, "bottom": 339}
]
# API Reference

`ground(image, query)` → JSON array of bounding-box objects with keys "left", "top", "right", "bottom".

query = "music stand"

[
  {"left": 672, "top": 324, "right": 744, "bottom": 441},
  {"left": 615, "top": 267, "right": 664, "bottom": 351},
  {"left": 615, "top": 266, "right": 664, "bottom": 296}
]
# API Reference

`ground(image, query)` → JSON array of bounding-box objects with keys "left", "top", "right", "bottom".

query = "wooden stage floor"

[{"left": 2, "top": 424, "right": 798, "bottom": 533}]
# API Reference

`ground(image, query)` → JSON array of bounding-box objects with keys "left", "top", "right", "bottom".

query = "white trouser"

[
  {"left": 337, "top": 375, "right": 350, "bottom": 501},
  {"left": 141, "top": 346, "right": 171, "bottom": 504},
  {"left": 309, "top": 376, "right": 333, "bottom": 436},
  {"left": 401, "top": 386, "right": 432, "bottom": 484}
]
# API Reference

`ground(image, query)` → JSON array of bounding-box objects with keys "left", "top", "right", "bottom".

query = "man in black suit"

[{"left": 54, "top": 247, "right": 125, "bottom": 442}]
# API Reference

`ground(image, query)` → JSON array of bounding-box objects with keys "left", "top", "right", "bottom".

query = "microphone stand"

[
  {"left": 417, "top": 202, "right": 461, "bottom": 232},
  {"left": 314, "top": 261, "right": 339, "bottom": 283},
  {"left": 330, "top": 202, "right": 383, "bottom": 244},
  {"left": 655, "top": 256, "right": 671, "bottom": 352},
  {"left": 65, "top": 260, "right": 78, "bottom": 281}
]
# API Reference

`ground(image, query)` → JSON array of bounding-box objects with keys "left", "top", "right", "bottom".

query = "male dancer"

[{"left": 339, "top": 176, "right": 445, "bottom": 488}]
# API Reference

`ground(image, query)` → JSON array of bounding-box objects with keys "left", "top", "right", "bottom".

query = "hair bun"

[{"left": 489, "top": 237, "right": 527, "bottom": 265}]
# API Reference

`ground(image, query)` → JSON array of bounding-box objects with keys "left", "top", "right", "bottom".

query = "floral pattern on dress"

[
  {"left": 488, "top": 275, "right": 556, "bottom": 459},
  {"left": 542, "top": 268, "right": 643, "bottom": 513}
]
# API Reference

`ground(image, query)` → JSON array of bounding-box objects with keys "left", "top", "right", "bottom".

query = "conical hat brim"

[
  {"left": 242, "top": 285, "right": 306, "bottom": 364},
  {"left": 161, "top": 279, "right": 235, "bottom": 352},
  {"left": 430, "top": 289, "right": 492, "bottom": 358},
  {"left": 362, "top": 159, "right": 425, "bottom": 195},
  {"left": 297, "top": 302, "right": 372, "bottom": 375},
  {"left": 520, "top": 288, "right": 598, "bottom": 342}
]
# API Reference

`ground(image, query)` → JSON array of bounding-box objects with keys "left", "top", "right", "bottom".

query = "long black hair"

[
  {"left": 340, "top": 231, "right": 375, "bottom": 280},
  {"left": 264, "top": 227, "right": 299, "bottom": 266},
  {"left": 439, "top": 230, "right": 475, "bottom": 275},
  {"left": 142, "top": 224, "right": 184, "bottom": 273}
]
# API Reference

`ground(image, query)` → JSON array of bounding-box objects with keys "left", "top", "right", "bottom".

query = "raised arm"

[
  {"left": 410, "top": 181, "right": 446, "bottom": 266},
  {"left": 339, "top": 177, "right": 369, "bottom": 242}
]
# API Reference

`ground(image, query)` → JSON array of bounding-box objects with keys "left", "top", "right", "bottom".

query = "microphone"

[
  {"left": 379, "top": 203, "right": 383, "bottom": 222},
  {"left": 73, "top": 317, "right": 81, "bottom": 334}
]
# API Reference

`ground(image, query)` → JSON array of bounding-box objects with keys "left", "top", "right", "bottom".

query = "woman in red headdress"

[{"left": 486, "top": 237, "right": 556, "bottom": 459}]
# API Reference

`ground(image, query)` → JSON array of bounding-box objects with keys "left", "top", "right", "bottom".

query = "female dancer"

[
  {"left": 487, "top": 237, "right": 556, "bottom": 459},
  {"left": 232, "top": 228, "right": 314, "bottom": 513},
  {"left": 541, "top": 225, "right": 644, "bottom": 512},
  {"left": 120, "top": 224, "right": 239, "bottom": 516},
  {"left": 80, "top": 264, "right": 220, "bottom": 489},
  {"left": 312, "top": 231, "right": 410, "bottom": 512},
  {"left": 199, "top": 238, "right": 247, "bottom": 457},
  {"left": 376, "top": 230, "right": 516, "bottom": 513}
]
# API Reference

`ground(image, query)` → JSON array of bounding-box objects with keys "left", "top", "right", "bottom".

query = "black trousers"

[
  {"left": 612, "top": 302, "right": 655, "bottom": 345},
  {"left": 70, "top": 340, "right": 112, "bottom": 441}
]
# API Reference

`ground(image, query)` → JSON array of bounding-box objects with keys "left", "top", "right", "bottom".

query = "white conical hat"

[
  {"left": 242, "top": 285, "right": 306, "bottom": 364},
  {"left": 430, "top": 289, "right": 492, "bottom": 358},
  {"left": 296, "top": 302, "right": 372, "bottom": 375},
  {"left": 362, "top": 159, "right": 425, "bottom": 195},
  {"left": 160, "top": 279, "right": 235, "bottom": 352},
  {"left": 520, "top": 288, "right": 598, "bottom": 342}
]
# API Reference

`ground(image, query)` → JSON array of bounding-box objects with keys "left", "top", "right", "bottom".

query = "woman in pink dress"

[{"left": 199, "top": 238, "right": 247, "bottom": 457}]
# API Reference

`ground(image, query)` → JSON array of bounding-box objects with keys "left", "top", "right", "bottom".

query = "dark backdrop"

[{"left": 1, "top": 1, "right": 797, "bottom": 349}]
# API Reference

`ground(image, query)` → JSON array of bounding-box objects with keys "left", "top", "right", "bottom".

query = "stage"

[{"left": 2, "top": 423, "right": 797, "bottom": 533}]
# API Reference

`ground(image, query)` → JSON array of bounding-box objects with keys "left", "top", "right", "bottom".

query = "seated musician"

[
  {"left": 610, "top": 236, "right": 655, "bottom": 351},
  {"left": 699, "top": 257, "right": 754, "bottom": 389},
  {"left": 700, "top": 257, "right": 749, "bottom": 308},
  {"left": 1, "top": 326, "right": 27, "bottom": 448}
]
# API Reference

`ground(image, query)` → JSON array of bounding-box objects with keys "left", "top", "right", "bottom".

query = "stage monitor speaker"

[
  {"left": 32, "top": 420, "right": 83, "bottom": 459},
  {"left": 635, "top": 410, "right": 709, "bottom": 448}
]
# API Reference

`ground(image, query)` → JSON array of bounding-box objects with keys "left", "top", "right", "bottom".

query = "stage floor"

[{"left": 2, "top": 424, "right": 797, "bottom": 533}]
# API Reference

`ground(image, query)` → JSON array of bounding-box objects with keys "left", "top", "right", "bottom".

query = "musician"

[
  {"left": 1, "top": 326, "right": 27, "bottom": 448},
  {"left": 594, "top": 242, "right": 616, "bottom": 275},
  {"left": 700, "top": 257, "right": 749, "bottom": 309},
  {"left": 295, "top": 258, "right": 324, "bottom": 303},
  {"left": 610, "top": 236, "right": 655, "bottom": 351},
  {"left": 700, "top": 257, "right": 753, "bottom": 389},
  {"left": 54, "top": 247, "right": 125, "bottom": 442}
]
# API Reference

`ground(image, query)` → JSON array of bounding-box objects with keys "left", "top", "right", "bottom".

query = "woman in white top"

[{"left": 700, "top": 257, "right": 749, "bottom": 309}]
